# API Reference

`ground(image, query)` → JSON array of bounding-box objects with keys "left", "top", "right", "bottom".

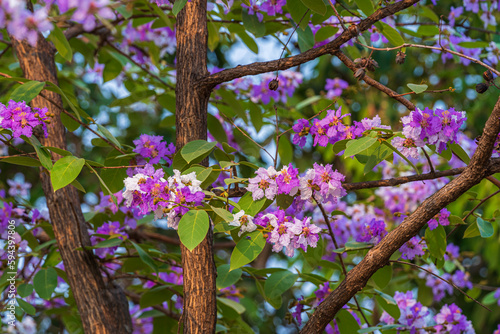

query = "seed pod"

[
  {"left": 354, "top": 68, "right": 366, "bottom": 81},
  {"left": 268, "top": 79, "right": 279, "bottom": 91},
  {"left": 396, "top": 51, "right": 406, "bottom": 65},
  {"left": 483, "top": 70, "right": 494, "bottom": 82},
  {"left": 366, "top": 58, "right": 379, "bottom": 72},
  {"left": 475, "top": 82, "right": 489, "bottom": 94}
]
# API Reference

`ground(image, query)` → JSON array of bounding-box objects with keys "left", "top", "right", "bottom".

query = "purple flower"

[
  {"left": 444, "top": 243, "right": 460, "bottom": 261},
  {"left": 276, "top": 164, "right": 300, "bottom": 196},
  {"left": 463, "top": 0, "right": 480, "bottom": 13},
  {"left": 310, "top": 118, "right": 329, "bottom": 147},
  {"left": 289, "top": 216, "right": 322, "bottom": 251},
  {"left": 392, "top": 136, "right": 423, "bottom": 159},
  {"left": 247, "top": 167, "right": 278, "bottom": 200},
  {"left": 399, "top": 236, "right": 425, "bottom": 260},
  {"left": 448, "top": 6, "right": 463, "bottom": 26},
  {"left": 91, "top": 221, "right": 127, "bottom": 258},
  {"left": 72, "top": 0, "right": 116, "bottom": 31},
  {"left": 0, "top": 100, "right": 50, "bottom": 138},
  {"left": 428, "top": 208, "right": 450, "bottom": 230},
  {"left": 7, "top": 177, "right": 31, "bottom": 198},
  {"left": 292, "top": 119, "right": 310, "bottom": 148},
  {"left": 325, "top": 78, "right": 349, "bottom": 99},
  {"left": 355, "top": 218, "right": 387, "bottom": 244},
  {"left": 133, "top": 134, "right": 175, "bottom": 165},
  {"left": 434, "top": 303, "right": 474, "bottom": 333}
]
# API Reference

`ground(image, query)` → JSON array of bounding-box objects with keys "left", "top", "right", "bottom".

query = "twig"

[
  {"left": 446, "top": 189, "right": 500, "bottom": 239},
  {"left": 422, "top": 148, "right": 435, "bottom": 174},
  {"left": 124, "top": 290, "right": 180, "bottom": 320},
  {"left": 394, "top": 87, "right": 454, "bottom": 97},
  {"left": 390, "top": 260, "right": 491, "bottom": 311},
  {"left": 105, "top": 40, "right": 174, "bottom": 90},
  {"left": 357, "top": 42, "right": 500, "bottom": 77},
  {"left": 314, "top": 196, "right": 371, "bottom": 327}
]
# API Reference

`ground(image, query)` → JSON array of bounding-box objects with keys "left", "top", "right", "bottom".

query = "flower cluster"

[
  {"left": 0, "top": 100, "right": 52, "bottom": 138},
  {"left": 48, "top": 0, "right": 115, "bottom": 32},
  {"left": 395, "top": 107, "right": 467, "bottom": 156},
  {"left": 324, "top": 78, "right": 349, "bottom": 99},
  {"left": 292, "top": 107, "right": 389, "bottom": 149},
  {"left": 434, "top": 303, "right": 474, "bottom": 333},
  {"left": 90, "top": 221, "right": 127, "bottom": 258},
  {"left": 250, "top": 72, "right": 304, "bottom": 105},
  {"left": 247, "top": 163, "right": 345, "bottom": 205},
  {"left": 132, "top": 134, "right": 175, "bottom": 166},
  {"left": 399, "top": 236, "right": 426, "bottom": 260},
  {"left": 123, "top": 165, "right": 205, "bottom": 229},
  {"left": 249, "top": 210, "right": 321, "bottom": 257},
  {"left": 419, "top": 264, "right": 473, "bottom": 301},
  {"left": 0, "top": 2, "right": 52, "bottom": 46},
  {"left": 380, "top": 291, "right": 429, "bottom": 332}
]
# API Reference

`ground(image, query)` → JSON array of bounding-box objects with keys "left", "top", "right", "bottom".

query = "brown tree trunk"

[
  {"left": 176, "top": 0, "right": 217, "bottom": 333},
  {"left": 10, "top": 33, "right": 132, "bottom": 334}
]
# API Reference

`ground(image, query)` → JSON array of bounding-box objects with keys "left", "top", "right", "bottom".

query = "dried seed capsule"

[
  {"left": 396, "top": 51, "right": 406, "bottom": 65},
  {"left": 354, "top": 68, "right": 366, "bottom": 81},
  {"left": 483, "top": 70, "right": 494, "bottom": 82},
  {"left": 475, "top": 83, "right": 489, "bottom": 94},
  {"left": 268, "top": 79, "right": 279, "bottom": 91}
]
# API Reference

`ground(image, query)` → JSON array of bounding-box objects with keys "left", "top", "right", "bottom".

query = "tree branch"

[
  {"left": 196, "top": 0, "right": 420, "bottom": 90},
  {"left": 300, "top": 94, "right": 500, "bottom": 333}
]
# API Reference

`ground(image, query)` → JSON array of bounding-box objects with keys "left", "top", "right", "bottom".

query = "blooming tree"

[{"left": 1, "top": 0, "right": 500, "bottom": 333}]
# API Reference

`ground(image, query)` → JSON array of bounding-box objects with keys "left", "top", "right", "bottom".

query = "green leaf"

[
  {"left": 10, "top": 81, "right": 45, "bottom": 103},
  {"left": 300, "top": 0, "right": 326, "bottom": 15},
  {"left": 297, "top": 25, "right": 314, "bottom": 52},
  {"left": 450, "top": 143, "right": 470, "bottom": 164},
  {"left": 276, "top": 194, "right": 294, "bottom": 210},
  {"left": 91, "top": 238, "right": 123, "bottom": 249},
  {"left": 237, "top": 30, "right": 259, "bottom": 54},
  {"left": 264, "top": 270, "right": 298, "bottom": 299},
  {"left": 477, "top": 217, "right": 494, "bottom": 238},
  {"left": 140, "top": 286, "right": 174, "bottom": 308},
  {"left": 217, "top": 264, "right": 242, "bottom": 289},
  {"left": 458, "top": 41, "right": 490, "bottom": 49},
  {"left": 336, "top": 309, "right": 360, "bottom": 333},
  {"left": 33, "top": 267, "right": 58, "bottom": 300},
  {"left": 382, "top": 141, "right": 420, "bottom": 174},
  {"left": 449, "top": 215, "right": 465, "bottom": 225},
  {"left": 482, "top": 291, "right": 498, "bottom": 305},
  {"left": 99, "top": 152, "right": 129, "bottom": 194},
  {"left": 178, "top": 210, "right": 210, "bottom": 251},
  {"left": 417, "top": 25, "right": 440, "bottom": 36},
  {"left": 173, "top": 0, "right": 188, "bottom": 16},
  {"left": 375, "top": 295, "right": 401, "bottom": 320},
  {"left": 425, "top": 225, "right": 447, "bottom": 260},
  {"left": 230, "top": 231, "right": 266, "bottom": 270},
  {"left": 242, "top": 9, "right": 266, "bottom": 37},
  {"left": 181, "top": 140, "right": 217, "bottom": 163},
  {"left": 344, "top": 137, "right": 378, "bottom": 157},
  {"left": 17, "top": 283, "right": 34, "bottom": 298},
  {"left": 380, "top": 22, "right": 404, "bottom": 47},
  {"left": 218, "top": 297, "right": 246, "bottom": 314},
  {"left": 0, "top": 156, "right": 42, "bottom": 167},
  {"left": 208, "top": 114, "right": 228, "bottom": 144},
  {"left": 50, "top": 156, "right": 85, "bottom": 192},
  {"left": 407, "top": 83, "right": 428, "bottom": 94},
  {"left": 463, "top": 221, "right": 480, "bottom": 239},
  {"left": 109, "top": 90, "right": 155, "bottom": 107},
  {"left": 314, "top": 26, "right": 339, "bottom": 43},
  {"left": 212, "top": 207, "right": 234, "bottom": 223},
  {"left": 372, "top": 265, "right": 392, "bottom": 289},
  {"left": 45, "top": 146, "right": 72, "bottom": 156},
  {"left": 130, "top": 241, "right": 159, "bottom": 274},
  {"left": 278, "top": 135, "right": 293, "bottom": 165},
  {"left": 287, "top": 0, "right": 309, "bottom": 30},
  {"left": 17, "top": 298, "right": 36, "bottom": 315},
  {"left": 364, "top": 144, "right": 393, "bottom": 174},
  {"left": 48, "top": 26, "right": 73, "bottom": 61},
  {"left": 237, "top": 192, "right": 268, "bottom": 216},
  {"left": 420, "top": 6, "right": 439, "bottom": 23},
  {"left": 26, "top": 136, "right": 53, "bottom": 170},
  {"left": 354, "top": 0, "right": 374, "bottom": 16},
  {"left": 296, "top": 96, "right": 322, "bottom": 110},
  {"left": 96, "top": 124, "right": 122, "bottom": 149}
]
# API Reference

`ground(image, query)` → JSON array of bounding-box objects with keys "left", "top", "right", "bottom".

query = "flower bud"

[
  {"left": 396, "top": 51, "right": 406, "bottom": 65},
  {"left": 475, "top": 83, "right": 489, "bottom": 94},
  {"left": 268, "top": 79, "right": 279, "bottom": 91}
]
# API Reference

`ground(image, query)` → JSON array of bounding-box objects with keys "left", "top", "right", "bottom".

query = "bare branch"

[{"left": 196, "top": 0, "right": 420, "bottom": 90}]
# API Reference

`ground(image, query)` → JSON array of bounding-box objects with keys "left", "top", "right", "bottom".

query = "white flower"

[
  {"left": 299, "top": 169, "right": 315, "bottom": 201},
  {"left": 230, "top": 210, "right": 256, "bottom": 237},
  {"left": 123, "top": 173, "right": 147, "bottom": 206},
  {"left": 170, "top": 170, "right": 202, "bottom": 193}
]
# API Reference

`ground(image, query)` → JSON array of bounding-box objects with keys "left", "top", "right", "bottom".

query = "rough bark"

[
  {"left": 176, "top": 0, "right": 217, "bottom": 332},
  {"left": 300, "top": 94, "right": 500, "bottom": 333},
  {"left": 10, "top": 36, "right": 132, "bottom": 334}
]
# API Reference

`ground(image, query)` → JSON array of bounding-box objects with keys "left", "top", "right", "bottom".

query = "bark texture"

[
  {"left": 300, "top": 94, "right": 500, "bottom": 333},
  {"left": 10, "top": 36, "right": 132, "bottom": 333},
  {"left": 176, "top": 0, "right": 217, "bottom": 332}
]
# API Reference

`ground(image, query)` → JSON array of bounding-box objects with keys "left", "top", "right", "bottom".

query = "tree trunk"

[
  {"left": 10, "top": 34, "right": 132, "bottom": 334},
  {"left": 176, "top": 0, "right": 217, "bottom": 332}
]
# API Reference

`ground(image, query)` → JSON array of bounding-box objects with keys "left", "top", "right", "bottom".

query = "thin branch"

[
  {"left": 422, "top": 148, "right": 435, "bottom": 174},
  {"left": 358, "top": 42, "right": 500, "bottom": 77},
  {"left": 113, "top": 273, "right": 183, "bottom": 297},
  {"left": 334, "top": 50, "right": 416, "bottom": 110},
  {"left": 391, "top": 260, "right": 490, "bottom": 311},
  {"left": 314, "top": 196, "right": 371, "bottom": 327},
  {"left": 446, "top": 189, "right": 500, "bottom": 239},
  {"left": 394, "top": 87, "right": 454, "bottom": 97},
  {"left": 105, "top": 41, "right": 174, "bottom": 90},
  {"left": 124, "top": 290, "right": 180, "bottom": 320},
  {"left": 196, "top": 0, "right": 420, "bottom": 89}
]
